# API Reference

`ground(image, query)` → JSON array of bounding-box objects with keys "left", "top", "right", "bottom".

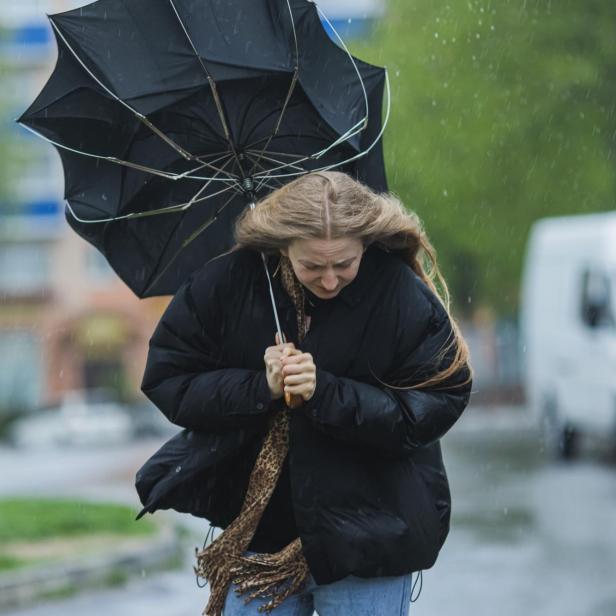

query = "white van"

[{"left": 520, "top": 211, "right": 616, "bottom": 458}]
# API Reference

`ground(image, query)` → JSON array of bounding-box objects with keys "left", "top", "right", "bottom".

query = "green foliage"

[
  {"left": 0, "top": 498, "right": 156, "bottom": 542},
  {"left": 350, "top": 0, "right": 616, "bottom": 314},
  {"left": 0, "top": 553, "right": 26, "bottom": 571}
]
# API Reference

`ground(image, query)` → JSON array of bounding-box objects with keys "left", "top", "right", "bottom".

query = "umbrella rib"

[
  {"left": 245, "top": 149, "right": 306, "bottom": 160},
  {"left": 48, "top": 19, "right": 220, "bottom": 169},
  {"left": 245, "top": 150, "right": 306, "bottom": 173},
  {"left": 239, "top": 100, "right": 303, "bottom": 150},
  {"left": 66, "top": 156, "right": 238, "bottom": 224},
  {"left": 19, "top": 123, "right": 238, "bottom": 183},
  {"left": 253, "top": 69, "right": 391, "bottom": 182},
  {"left": 167, "top": 0, "right": 245, "bottom": 176},
  {"left": 247, "top": 0, "right": 300, "bottom": 177},
  {"left": 257, "top": 179, "right": 285, "bottom": 193},
  {"left": 66, "top": 181, "right": 238, "bottom": 224},
  {"left": 246, "top": 4, "right": 378, "bottom": 180},
  {"left": 141, "top": 189, "right": 239, "bottom": 296},
  {"left": 135, "top": 160, "right": 239, "bottom": 296},
  {"left": 312, "top": 4, "right": 370, "bottom": 154},
  {"left": 245, "top": 68, "right": 298, "bottom": 178},
  {"left": 244, "top": 118, "right": 368, "bottom": 178},
  {"left": 242, "top": 153, "right": 288, "bottom": 193}
]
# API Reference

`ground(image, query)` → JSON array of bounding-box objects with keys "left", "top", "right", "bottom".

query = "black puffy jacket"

[{"left": 135, "top": 244, "right": 472, "bottom": 584}]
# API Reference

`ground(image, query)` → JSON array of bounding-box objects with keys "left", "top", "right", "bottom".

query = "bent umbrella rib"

[
  {"left": 141, "top": 189, "right": 239, "bottom": 296},
  {"left": 254, "top": 69, "right": 391, "bottom": 182},
  {"left": 48, "top": 17, "right": 217, "bottom": 170},
  {"left": 18, "top": 122, "right": 238, "bottom": 183},
  {"left": 247, "top": 0, "right": 300, "bottom": 177},
  {"left": 167, "top": 0, "right": 245, "bottom": 177},
  {"left": 65, "top": 155, "right": 239, "bottom": 224}
]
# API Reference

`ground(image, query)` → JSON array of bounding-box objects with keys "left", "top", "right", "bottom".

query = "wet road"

[
  {"left": 420, "top": 409, "right": 616, "bottom": 616},
  {"left": 2, "top": 406, "right": 615, "bottom": 616}
]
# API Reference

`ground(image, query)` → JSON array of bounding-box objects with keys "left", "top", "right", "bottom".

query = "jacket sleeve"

[
  {"left": 140, "top": 257, "right": 276, "bottom": 431},
  {"left": 303, "top": 271, "right": 472, "bottom": 457}
]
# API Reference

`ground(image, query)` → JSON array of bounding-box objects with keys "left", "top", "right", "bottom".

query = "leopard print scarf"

[{"left": 195, "top": 255, "right": 310, "bottom": 615}]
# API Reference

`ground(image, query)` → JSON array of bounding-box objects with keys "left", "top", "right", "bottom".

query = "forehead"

[{"left": 290, "top": 238, "right": 362, "bottom": 262}]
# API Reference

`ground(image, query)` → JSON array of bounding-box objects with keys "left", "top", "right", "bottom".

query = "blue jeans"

[{"left": 223, "top": 552, "right": 413, "bottom": 616}]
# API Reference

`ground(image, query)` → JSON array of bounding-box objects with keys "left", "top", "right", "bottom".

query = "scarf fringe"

[{"left": 229, "top": 538, "right": 310, "bottom": 613}]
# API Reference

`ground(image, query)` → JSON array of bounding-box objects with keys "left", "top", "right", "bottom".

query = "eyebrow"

[{"left": 299, "top": 257, "right": 356, "bottom": 267}]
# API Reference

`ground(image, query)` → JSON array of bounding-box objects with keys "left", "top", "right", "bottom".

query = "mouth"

[{"left": 316, "top": 287, "right": 339, "bottom": 296}]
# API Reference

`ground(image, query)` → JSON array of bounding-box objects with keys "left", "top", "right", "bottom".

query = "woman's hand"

[
  {"left": 281, "top": 349, "right": 317, "bottom": 402},
  {"left": 264, "top": 333, "right": 296, "bottom": 400}
]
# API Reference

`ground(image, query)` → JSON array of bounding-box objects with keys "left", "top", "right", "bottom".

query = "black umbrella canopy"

[{"left": 19, "top": 0, "right": 389, "bottom": 297}]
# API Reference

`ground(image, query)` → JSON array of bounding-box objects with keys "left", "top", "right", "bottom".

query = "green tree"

[{"left": 351, "top": 0, "right": 616, "bottom": 315}]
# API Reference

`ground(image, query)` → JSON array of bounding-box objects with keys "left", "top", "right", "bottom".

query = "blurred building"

[
  {"left": 0, "top": 1, "right": 168, "bottom": 414},
  {"left": 318, "top": 0, "right": 384, "bottom": 39}
]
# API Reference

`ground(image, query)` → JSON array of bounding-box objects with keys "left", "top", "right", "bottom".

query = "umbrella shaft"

[{"left": 249, "top": 202, "right": 285, "bottom": 345}]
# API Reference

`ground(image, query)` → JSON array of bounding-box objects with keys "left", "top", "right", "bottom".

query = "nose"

[{"left": 321, "top": 269, "right": 338, "bottom": 290}]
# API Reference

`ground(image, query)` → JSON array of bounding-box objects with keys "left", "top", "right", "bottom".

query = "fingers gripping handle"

[{"left": 276, "top": 331, "right": 303, "bottom": 409}]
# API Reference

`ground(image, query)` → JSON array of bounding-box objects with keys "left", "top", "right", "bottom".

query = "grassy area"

[
  {"left": 0, "top": 554, "right": 26, "bottom": 571},
  {"left": 0, "top": 498, "right": 157, "bottom": 572}
]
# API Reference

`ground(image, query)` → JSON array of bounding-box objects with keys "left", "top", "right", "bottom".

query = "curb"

[{"left": 0, "top": 520, "right": 182, "bottom": 611}]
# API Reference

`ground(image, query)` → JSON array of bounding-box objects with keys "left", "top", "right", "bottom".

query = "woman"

[{"left": 137, "top": 171, "right": 472, "bottom": 615}]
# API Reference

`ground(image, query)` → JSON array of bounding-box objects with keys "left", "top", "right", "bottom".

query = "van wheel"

[{"left": 540, "top": 396, "right": 579, "bottom": 461}]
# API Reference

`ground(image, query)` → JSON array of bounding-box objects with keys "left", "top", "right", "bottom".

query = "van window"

[{"left": 580, "top": 269, "right": 614, "bottom": 328}]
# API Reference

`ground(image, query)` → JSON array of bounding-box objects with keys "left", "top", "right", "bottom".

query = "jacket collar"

[{"left": 265, "top": 245, "right": 383, "bottom": 310}]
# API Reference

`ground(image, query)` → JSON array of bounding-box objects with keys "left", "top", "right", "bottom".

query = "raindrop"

[
  {"left": 443, "top": 189, "right": 448, "bottom": 196},
  {"left": 467, "top": 296, "right": 472, "bottom": 304},
  {"left": 434, "top": 32, "right": 439, "bottom": 38}
]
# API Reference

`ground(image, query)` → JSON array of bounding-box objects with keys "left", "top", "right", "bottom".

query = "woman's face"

[{"left": 281, "top": 238, "right": 365, "bottom": 299}]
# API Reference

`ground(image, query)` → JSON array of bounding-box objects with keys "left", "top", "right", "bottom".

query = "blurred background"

[{"left": 0, "top": 1, "right": 614, "bottom": 615}]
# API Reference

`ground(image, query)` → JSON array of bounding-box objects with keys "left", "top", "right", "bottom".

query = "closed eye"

[{"left": 303, "top": 259, "right": 355, "bottom": 271}]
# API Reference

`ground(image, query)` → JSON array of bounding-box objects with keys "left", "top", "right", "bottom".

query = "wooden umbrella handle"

[
  {"left": 284, "top": 390, "right": 304, "bottom": 409},
  {"left": 277, "top": 331, "right": 304, "bottom": 409}
]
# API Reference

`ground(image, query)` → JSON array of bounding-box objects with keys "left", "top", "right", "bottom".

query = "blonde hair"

[{"left": 233, "top": 171, "right": 472, "bottom": 390}]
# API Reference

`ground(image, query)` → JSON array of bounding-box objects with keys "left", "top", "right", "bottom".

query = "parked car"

[
  {"left": 520, "top": 211, "right": 616, "bottom": 459},
  {"left": 10, "top": 389, "right": 134, "bottom": 448}
]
